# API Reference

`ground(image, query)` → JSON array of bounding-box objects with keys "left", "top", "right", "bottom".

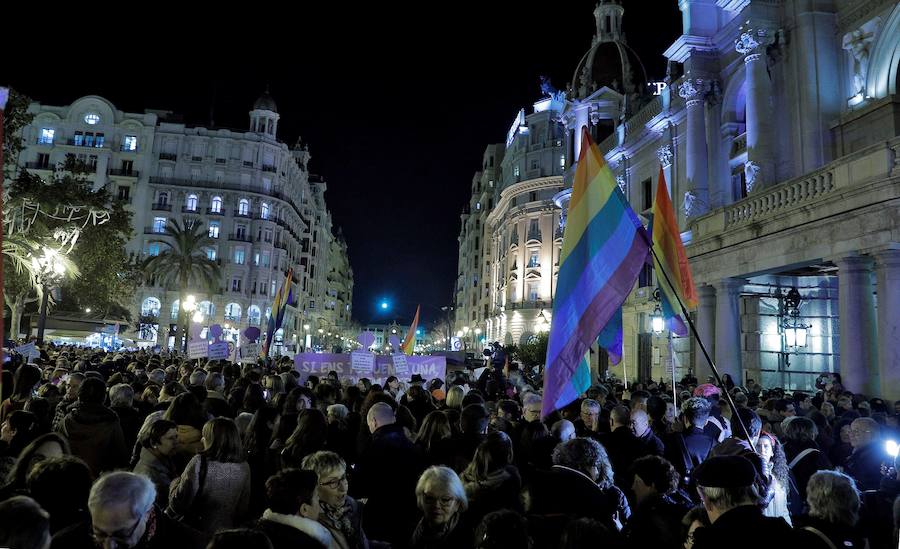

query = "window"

[
  {"left": 476, "top": 202, "right": 481, "bottom": 211},
  {"left": 254, "top": 252, "right": 260, "bottom": 266},
  {"left": 117, "top": 186, "right": 130, "bottom": 201},
  {"left": 141, "top": 297, "right": 161, "bottom": 317},
  {"left": 527, "top": 282, "right": 539, "bottom": 301},
  {"left": 260, "top": 203, "right": 270, "bottom": 220},
  {"left": 262, "top": 177, "right": 272, "bottom": 192},
  {"left": 211, "top": 196, "right": 222, "bottom": 213},
  {"left": 235, "top": 224, "right": 247, "bottom": 239},
  {"left": 152, "top": 217, "right": 167, "bottom": 233},
  {"left": 264, "top": 228, "right": 273, "bottom": 243},
  {"left": 83, "top": 113, "right": 100, "bottom": 125},
  {"left": 144, "top": 242, "right": 160, "bottom": 256},
  {"left": 185, "top": 194, "right": 198, "bottom": 211},
  {"left": 309, "top": 300, "right": 315, "bottom": 309},
  {"left": 198, "top": 301, "right": 215, "bottom": 317},
  {"left": 258, "top": 280, "right": 267, "bottom": 294},
  {"left": 231, "top": 278, "right": 242, "bottom": 292},
  {"left": 514, "top": 165, "right": 520, "bottom": 178},
  {"left": 261, "top": 251, "right": 270, "bottom": 267},
  {"left": 642, "top": 178, "right": 652, "bottom": 210},
  {"left": 248, "top": 306, "right": 262, "bottom": 326},
  {"left": 528, "top": 250, "right": 540, "bottom": 268},
  {"left": 560, "top": 155, "right": 566, "bottom": 168},
  {"left": 271, "top": 280, "right": 277, "bottom": 296},
  {"left": 122, "top": 135, "right": 137, "bottom": 151},
  {"left": 208, "top": 222, "right": 220, "bottom": 238},
  {"left": 531, "top": 159, "right": 539, "bottom": 170},
  {"left": 529, "top": 191, "right": 537, "bottom": 202},
  {"left": 157, "top": 192, "right": 169, "bottom": 206},
  {"left": 238, "top": 199, "right": 250, "bottom": 216},
  {"left": 206, "top": 247, "right": 217, "bottom": 261},
  {"left": 224, "top": 303, "right": 242, "bottom": 321},
  {"left": 74, "top": 131, "right": 84, "bottom": 146},
  {"left": 234, "top": 247, "right": 245, "bottom": 265},
  {"left": 38, "top": 128, "right": 55, "bottom": 144}
]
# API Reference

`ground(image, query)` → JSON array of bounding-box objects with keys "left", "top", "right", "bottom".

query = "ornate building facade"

[
  {"left": 16, "top": 92, "right": 354, "bottom": 354},
  {"left": 456, "top": 0, "right": 900, "bottom": 399}
]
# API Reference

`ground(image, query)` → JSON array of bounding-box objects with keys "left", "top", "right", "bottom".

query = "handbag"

[{"left": 167, "top": 454, "right": 208, "bottom": 525}]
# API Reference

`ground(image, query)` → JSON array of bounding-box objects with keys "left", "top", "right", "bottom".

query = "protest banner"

[
  {"left": 14, "top": 342, "right": 40, "bottom": 361},
  {"left": 239, "top": 342, "right": 260, "bottom": 364},
  {"left": 294, "top": 353, "right": 446, "bottom": 385}
]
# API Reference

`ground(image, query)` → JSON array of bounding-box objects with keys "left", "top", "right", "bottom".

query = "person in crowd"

[
  {"left": 1, "top": 410, "right": 40, "bottom": 474},
  {"left": 281, "top": 408, "right": 329, "bottom": 469},
  {"left": 445, "top": 386, "right": 466, "bottom": 411},
  {"left": 781, "top": 416, "right": 831, "bottom": 505},
  {"left": 26, "top": 455, "right": 93, "bottom": 534},
  {"left": 574, "top": 399, "right": 605, "bottom": 439},
  {"left": 690, "top": 455, "right": 794, "bottom": 549},
  {"left": 353, "top": 401, "right": 425, "bottom": 547},
  {"left": 203, "top": 372, "right": 234, "bottom": 419},
  {"left": 406, "top": 385, "right": 437, "bottom": 428},
  {"left": 460, "top": 431, "right": 522, "bottom": 519},
  {"left": 256, "top": 468, "right": 335, "bottom": 549},
  {"left": 133, "top": 419, "right": 179, "bottom": 507},
  {"left": 51, "top": 471, "right": 205, "bottom": 549},
  {"left": 410, "top": 466, "right": 472, "bottom": 549},
  {"left": 110, "top": 383, "right": 143, "bottom": 452},
  {"left": 632, "top": 409, "right": 665, "bottom": 457},
  {"left": 162, "top": 392, "right": 208, "bottom": 465},
  {"left": 1, "top": 365, "right": 42, "bottom": 423},
  {"left": 450, "top": 404, "right": 490, "bottom": 473},
  {"left": 647, "top": 395, "right": 672, "bottom": 438},
  {"left": 758, "top": 432, "right": 792, "bottom": 524},
  {"left": 168, "top": 418, "right": 252, "bottom": 537},
  {"left": 558, "top": 517, "right": 620, "bottom": 549},
  {"left": 599, "top": 405, "right": 643, "bottom": 489},
  {"left": 860, "top": 453, "right": 900, "bottom": 549},
  {"left": 525, "top": 437, "right": 629, "bottom": 546},
  {"left": 829, "top": 418, "right": 855, "bottom": 467},
  {"left": 846, "top": 417, "right": 884, "bottom": 490},
  {"left": 681, "top": 506, "right": 710, "bottom": 549},
  {"left": 25, "top": 396, "right": 53, "bottom": 436},
  {"left": 551, "top": 419, "right": 576, "bottom": 443},
  {"left": 0, "top": 495, "right": 52, "bottom": 549},
  {"left": 416, "top": 410, "right": 454, "bottom": 466},
  {"left": 57, "top": 377, "right": 128, "bottom": 476},
  {"left": 205, "top": 528, "right": 274, "bottom": 549},
  {"left": 622, "top": 455, "right": 690, "bottom": 549},
  {"left": 0, "top": 431, "right": 70, "bottom": 501},
  {"left": 301, "top": 451, "right": 370, "bottom": 549},
  {"left": 472, "top": 510, "right": 530, "bottom": 549},
  {"left": 794, "top": 471, "right": 867, "bottom": 549},
  {"left": 665, "top": 397, "right": 716, "bottom": 489},
  {"left": 709, "top": 407, "right": 766, "bottom": 487}
]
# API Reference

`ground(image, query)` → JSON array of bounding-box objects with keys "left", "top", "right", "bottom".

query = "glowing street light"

[{"left": 32, "top": 247, "right": 68, "bottom": 344}]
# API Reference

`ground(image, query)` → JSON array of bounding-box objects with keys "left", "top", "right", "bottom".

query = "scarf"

[
  {"left": 410, "top": 513, "right": 460, "bottom": 546},
  {"left": 321, "top": 498, "right": 355, "bottom": 545}
]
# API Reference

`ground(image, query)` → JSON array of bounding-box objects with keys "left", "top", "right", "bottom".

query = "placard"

[
  {"left": 14, "top": 342, "right": 40, "bottom": 361},
  {"left": 207, "top": 342, "right": 230, "bottom": 360},
  {"left": 392, "top": 353, "right": 409, "bottom": 376},
  {"left": 351, "top": 351, "right": 375, "bottom": 375},
  {"left": 187, "top": 341, "right": 209, "bottom": 358},
  {"left": 239, "top": 342, "right": 260, "bottom": 364}
]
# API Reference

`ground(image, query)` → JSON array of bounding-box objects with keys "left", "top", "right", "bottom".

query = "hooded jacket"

[{"left": 59, "top": 402, "right": 128, "bottom": 476}]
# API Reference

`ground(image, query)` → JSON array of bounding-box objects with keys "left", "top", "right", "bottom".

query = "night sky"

[{"left": 5, "top": 1, "right": 681, "bottom": 324}]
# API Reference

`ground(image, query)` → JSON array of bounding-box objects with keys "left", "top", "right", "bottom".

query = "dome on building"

[
  {"left": 253, "top": 90, "right": 278, "bottom": 113},
  {"left": 569, "top": 1, "right": 648, "bottom": 102}
]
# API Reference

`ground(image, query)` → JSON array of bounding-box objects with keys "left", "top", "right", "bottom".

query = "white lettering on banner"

[
  {"left": 392, "top": 354, "right": 409, "bottom": 376},
  {"left": 239, "top": 342, "right": 260, "bottom": 364},
  {"left": 207, "top": 342, "right": 229, "bottom": 360},
  {"left": 294, "top": 353, "right": 447, "bottom": 385}
]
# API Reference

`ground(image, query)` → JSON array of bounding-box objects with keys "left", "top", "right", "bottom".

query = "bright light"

[
  {"left": 463, "top": 326, "right": 470, "bottom": 334},
  {"left": 391, "top": 329, "right": 397, "bottom": 334},
  {"left": 651, "top": 315, "right": 665, "bottom": 334},
  {"left": 303, "top": 324, "right": 310, "bottom": 331},
  {"left": 785, "top": 327, "right": 796, "bottom": 347},
  {"left": 85, "top": 308, "right": 91, "bottom": 314},
  {"left": 416, "top": 329, "right": 422, "bottom": 335},
  {"left": 192, "top": 311, "right": 204, "bottom": 323},
  {"left": 456, "top": 331, "right": 463, "bottom": 338},
  {"left": 887, "top": 440, "right": 899, "bottom": 458},
  {"left": 318, "top": 328, "right": 324, "bottom": 334},
  {"left": 183, "top": 295, "right": 197, "bottom": 312},
  {"left": 475, "top": 328, "right": 482, "bottom": 335},
  {"left": 380, "top": 301, "right": 389, "bottom": 310}
]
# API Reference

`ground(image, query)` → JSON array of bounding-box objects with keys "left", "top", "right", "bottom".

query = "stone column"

[
  {"left": 874, "top": 248, "right": 900, "bottom": 401},
  {"left": 835, "top": 255, "right": 879, "bottom": 396},
  {"left": 735, "top": 26, "right": 776, "bottom": 192},
  {"left": 694, "top": 285, "right": 716, "bottom": 381},
  {"left": 678, "top": 78, "right": 713, "bottom": 219},
  {"left": 713, "top": 278, "right": 745, "bottom": 383}
]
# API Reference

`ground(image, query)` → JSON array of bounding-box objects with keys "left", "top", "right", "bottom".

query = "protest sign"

[
  {"left": 351, "top": 351, "right": 375, "bottom": 376},
  {"left": 239, "top": 342, "right": 260, "bottom": 364},
  {"left": 14, "top": 342, "right": 40, "bottom": 361},
  {"left": 392, "top": 353, "right": 409, "bottom": 376},
  {"left": 295, "top": 353, "right": 446, "bottom": 385}
]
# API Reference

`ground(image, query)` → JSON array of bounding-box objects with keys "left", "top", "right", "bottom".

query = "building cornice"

[{"left": 487, "top": 176, "right": 564, "bottom": 225}]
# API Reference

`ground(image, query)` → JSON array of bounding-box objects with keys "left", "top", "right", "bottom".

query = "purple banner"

[{"left": 293, "top": 353, "right": 447, "bottom": 385}]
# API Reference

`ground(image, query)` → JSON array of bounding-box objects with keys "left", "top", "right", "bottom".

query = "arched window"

[
  {"left": 198, "top": 300, "right": 215, "bottom": 317},
  {"left": 170, "top": 299, "right": 180, "bottom": 320},
  {"left": 238, "top": 199, "right": 250, "bottom": 216},
  {"left": 211, "top": 196, "right": 223, "bottom": 213},
  {"left": 186, "top": 194, "right": 198, "bottom": 211},
  {"left": 225, "top": 303, "right": 242, "bottom": 321},
  {"left": 248, "top": 305, "right": 262, "bottom": 326},
  {"left": 141, "top": 297, "right": 161, "bottom": 317},
  {"left": 260, "top": 202, "right": 270, "bottom": 220}
]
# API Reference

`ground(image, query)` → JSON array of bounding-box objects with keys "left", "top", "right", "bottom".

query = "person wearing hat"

[{"left": 691, "top": 455, "right": 796, "bottom": 549}]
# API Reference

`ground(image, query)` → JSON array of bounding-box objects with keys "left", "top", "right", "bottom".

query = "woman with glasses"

[
  {"left": 410, "top": 466, "right": 472, "bottom": 549},
  {"left": 301, "top": 450, "right": 371, "bottom": 549}
]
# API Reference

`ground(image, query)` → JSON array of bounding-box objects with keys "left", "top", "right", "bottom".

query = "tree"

[
  {"left": 516, "top": 332, "right": 549, "bottom": 368},
  {"left": 142, "top": 219, "right": 221, "bottom": 351}
]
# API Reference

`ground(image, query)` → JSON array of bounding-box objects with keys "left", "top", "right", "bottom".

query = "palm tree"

[{"left": 142, "top": 219, "right": 221, "bottom": 351}]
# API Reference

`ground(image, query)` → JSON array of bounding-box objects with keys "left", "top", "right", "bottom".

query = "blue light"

[
  {"left": 416, "top": 329, "right": 422, "bottom": 335},
  {"left": 380, "top": 301, "right": 389, "bottom": 310}
]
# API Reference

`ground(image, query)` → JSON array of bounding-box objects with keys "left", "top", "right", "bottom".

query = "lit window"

[
  {"left": 152, "top": 217, "right": 167, "bottom": 233},
  {"left": 271, "top": 280, "right": 276, "bottom": 296},
  {"left": 514, "top": 166, "right": 520, "bottom": 177},
  {"left": 145, "top": 242, "right": 161, "bottom": 256},
  {"left": 208, "top": 222, "right": 220, "bottom": 238},
  {"left": 123, "top": 135, "right": 137, "bottom": 151},
  {"left": 261, "top": 202, "right": 270, "bottom": 220},
  {"left": 476, "top": 202, "right": 481, "bottom": 210},
  {"left": 186, "top": 194, "right": 198, "bottom": 211},
  {"left": 206, "top": 247, "right": 217, "bottom": 260},
  {"left": 231, "top": 278, "right": 242, "bottom": 292},
  {"left": 234, "top": 248, "right": 245, "bottom": 265},
  {"left": 262, "top": 251, "right": 270, "bottom": 267},
  {"left": 211, "top": 196, "right": 222, "bottom": 213},
  {"left": 84, "top": 113, "right": 100, "bottom": 125},
  {"left": 238, "top": 199, "right": 250, "bottom": 216},
  {"left": 141, "top": 297, "right": 161, "bottom": 317},
  {"left": 560, "top": 155, "right": 565, "bottom": 168},
  {"left": 38, "top": 128, "right": 55, "bottom": 144}
]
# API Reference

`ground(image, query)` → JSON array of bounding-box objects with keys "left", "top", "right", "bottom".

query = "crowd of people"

[{"left": 0, "top": 343, "right": 898, "bottom": 549}]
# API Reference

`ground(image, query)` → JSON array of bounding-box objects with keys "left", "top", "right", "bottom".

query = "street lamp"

[
  {"left": 650, "top": 304, "right": 665, "bottom": 335},
  {"left": 31, "top": 247, "right": 67, "bottom": 344}
]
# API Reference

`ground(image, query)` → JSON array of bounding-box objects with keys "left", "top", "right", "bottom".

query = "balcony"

[
  {"left": 117, "top": 195, "right": 133, "bottom": 204},
  {"left": 731, "top": 132, "right": 747, "bottom": 157},
  {"left": 159, "top": 152, "right": 177, "bottom": 161},
  {"left": 65, "top": 139, "right": 106, "bottom": 148},
  {"left": 233, "top": 209, "right": 252, "bottom": 218},
  {"left": 108, "top": 168, "right": 139, "bottom": 178},
  {"left": 143, "top": 226, "right": 167, "bottom": 235},
  {"left": 25, "top": 162, "right": 52, "bottom": 170},
  {"left": 181, "top": 206, "right": 200, "bottom": 213},
  {"left": 191, "top": 156, "right": 203, "bottom": 162},
  {"left": 262, "top": 165, "right": 277, "bottom": 173},
  {"left": 120, "top": 145, "right": 138, "bottom": 152},
  {"left": 151, "top": 203, "right": 172, "bottom": 211},
  {"left": 242, "top": 161, "right": 254, "bottom": 168},
  {"left": 228, "top": 233, "right": 252, "bottom": 243},
  {"left": 206, "top": 207, "right": 224, "bottom": 215}
]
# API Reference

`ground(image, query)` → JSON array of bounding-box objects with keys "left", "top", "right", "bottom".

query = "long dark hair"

[
  {"left": 415, "top": 411, "right": 451, "bottom": 454},
  {"left": 10, "top": 365, "right": 42, "bottom": 401},
  {"left": 282, "top": 409, "right": 327, "bottom": 467},
  {"left": 245, "top": 406, "right": 278, "bottom": 458},
  {"left": 5, "top": 432, "right": 71, "bottom": 490}
]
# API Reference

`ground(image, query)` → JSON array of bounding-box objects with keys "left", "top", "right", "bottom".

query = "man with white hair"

[
  {"left": 51, "top": 472, "right": 204, "bottom": 548},
  {"left": 109, "top": 383, "right": 142, "bottom": 451},
  {"left": 354, "top": 402, "right": 425, "bottom": 546},
  {"left": 203, "top": 371, "right": 233, "bottom": 418}
]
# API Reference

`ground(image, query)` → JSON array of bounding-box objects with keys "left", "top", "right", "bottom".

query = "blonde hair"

[{"left": 415, "top": 466, "right": 467, "bottom": 512}]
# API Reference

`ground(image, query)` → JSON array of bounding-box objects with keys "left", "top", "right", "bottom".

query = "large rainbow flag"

[
  {"left": 400, "top": 305, "right": 421, "bottom": 355},
  {"left": 542, "top": 128, "right": 651, "bottom": 417},
  {"left": 262, "top": 268, "right": 293, "bottom": 358},
  {"left": 651, "top": 166, "right": 697, "bottom": 335}
]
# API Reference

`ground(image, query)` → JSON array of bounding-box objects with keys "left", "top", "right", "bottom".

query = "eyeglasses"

[
  {"left": 92, "top": 513, "right": 144, "bottom": 545},
  {"left": 319, "top": 474, "right": 348, "bottom": 490},
  {"left": 423, "top": 493, "right": 456, "bottom": 507}
]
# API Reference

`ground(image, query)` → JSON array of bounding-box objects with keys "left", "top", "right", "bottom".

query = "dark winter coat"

[
  {"left": 58, "top": 402, "right": 128, "bottom": 476},
  {"left": 692, "top": 505, "right": 797, "bottom": 549},
  {"left": 782, "top": 439, "right": 832, "bottom": 502},
  {"left": 622, "top": 493, "right": 690, "bottom": 549},
  {"left": 846, "top": 442, "right": 885, "bottom": 491},
  {"left": 51, "top": 507, "right": 205, "bottom": 549},
  {"left": 462, "top": 464, "right": 523, "bottom": 519}
]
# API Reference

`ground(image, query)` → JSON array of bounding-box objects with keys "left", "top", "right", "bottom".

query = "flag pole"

[
  {"left": 668, "top": 331, "right": 677, "bottom": 409},
  {"left": 649, "top": 245, "right": 755, "bottom": 450}
]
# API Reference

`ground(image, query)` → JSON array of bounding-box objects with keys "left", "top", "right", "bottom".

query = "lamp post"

[
  {"left": 31, "top": 247, "right": 67, "bottom": 344},
  {"left": 180, "top": 294, "right": 197, "bottom": 352}
]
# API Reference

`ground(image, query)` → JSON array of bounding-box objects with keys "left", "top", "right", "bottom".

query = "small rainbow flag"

[
  {"left": 400, "top": 305, "right": 420, "bottom": 356},
  {"left": 262, "top": 268, "right": 293, "bottom": 358},
  {"left": 651, "top": 166, "right": 697, "bottom": 335},
  {"left": 542, "top": 128, "right": 651, "bottom": 417}
]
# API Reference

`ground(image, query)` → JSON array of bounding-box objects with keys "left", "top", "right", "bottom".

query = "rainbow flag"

[
  {"left": 400, "top": 305, "right": 421, "bottom": 355},
  {"left": 651, "top": 166, "right": 697, "bottom": 336},
  {"left": 542, "top": 128, "right": 650, "bottom": 417},
  {"left": 262, "top": 268, "right": 293, "bottom": 358}
]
